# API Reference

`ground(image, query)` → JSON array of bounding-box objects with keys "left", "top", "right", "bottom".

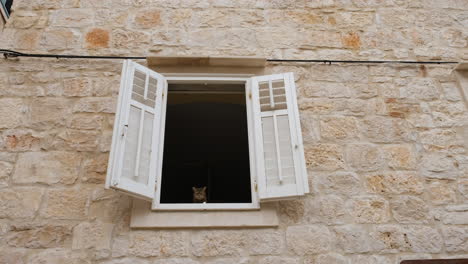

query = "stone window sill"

[{"left": 130, "top": 199, "right": 279, "bottom": 228}]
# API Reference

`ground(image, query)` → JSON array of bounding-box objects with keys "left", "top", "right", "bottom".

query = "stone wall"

[{"left": 0, "top": 0, "right": 467, "bottom": 263}]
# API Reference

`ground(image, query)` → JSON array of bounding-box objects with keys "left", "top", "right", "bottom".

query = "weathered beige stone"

[
  {"left": 129, "top": 231, "right": 189, "bottom": 257},
  {"left": 72, "top": 221, "right": 114, "bottom": 250},
  {"left": 427, "top": 180, "right": 456, "bottom": 205},
  {"left": 7, "top": 224, "right": 72, "bottom": 248},
  {"left": 134, "top": 10, "right": 162, "bottom": 28},
  {"left": 191, "top": 230, "right": 245, "bottom": 257},
  {"left": 73, "top": 97, "right": 116, "bottom": 113},
  {"left": 346, "top": 144, "right": 384, "bottom": 172},
  {"left": 305, "top": 144, "right": 345, "bottom": 171},
  {"left": 348, "top": 255, "right": 395, "bottom": 264},
  {"left": 347, "top": 196, "right": 390, "bottom": 223},
  {"left": 420, "top": 152, "right": 458, "bottom": 179},
  {"left": 14, "top": 30, "right": 41, "bottom": 50},
  {"left": 27, "top": 248, "right": 90, "bottom": 264},
  {"left": 405, "top": 226, "right": 443, "bottom": 253},
  {"left": 443, "top": 226, "right": 468, "bottom": 252},
  {"left": 0, "top": 249, "right": 25, "bottom": 264},
  {"left": 41, "top": 188, "right": 90, "bottom": 219},
  {"left": 363, "top": 116, "right": 414, "bottom": 143},
  {"left": 400, "top": 78, "right": 441, "bottom": 100},
  {"left": 320, "top": 116, "right": 359, "bottom": 141},
  {"left": 320, "top": 195, "right": 348, "bottom": 224},
  {"left": 82, "top": 153, "right": 109, "bottom": 183},
  {"left": 382, "top": 144, "right": 417, "bottom": 170},
  {"left": 390, "top": 196, "right": 430, "bottom": 223},
  {"left": 153, "top": 259, "right": 200, "bottom": 264},
  {"left": 286, "top": 225, "right": 331, "bottom": 255},
  {"left": 458, "top": 178, "right": 468, "bottom": 198},
  {"left": 13, "top": 152, "right": 80, "bottom": 185},
  {"left": 29, "top": 98, "right": 70, "bottom": 129},
  {"left": 0, "top": 187, "right": 43, "bottom": 218},
  {"left": 55, "top": 129, "right": 100, "bottom": 151},
  {"left": 112, "top": 29, "right": 151, "bottom": 49},
  {"left": 365, "top": 171, "right": 424, "bottom": 195},
  {"left": 0, "top": 99, "right": 25, "bottom": 129},
  {"left": 63, "top": 78, "right": 93, "bottom": 96},
  {"left": 372, "top": 225, "right": 411, "bottom": 253},
  {"left": 42, "top": 29, "right": 80, "bottom": 51},
  {"left": 315, "top": 253, "right": 348, "bottom": 264},
  {"left": 51, "top": 9, "right": 93, "bottom": 27},
  {"left": 0, "top": 161, "right": 13, "bottom": 188},
  {"left": 334, "top": 225, "right": 383, "bottom": 253},
  {"left": 315, "top": 171, "right": 362, "bottom": 196},
  {"left": 68, "top": 114, "right": 104, "bottom": 130},
  {"left": 85, "top": 28, "right": 110, "bottom": 49},
  {"left": 2, "top": 130, "right": 42, "bottom": 151},
  {"left": 247, "top": 230, "right": 283, "bottom": 255},
  {"left": 259, "top": 256, "right": 300, "bottom": 264}
]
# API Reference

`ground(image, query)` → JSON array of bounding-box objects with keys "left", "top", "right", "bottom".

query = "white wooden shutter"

[
  {"left": 105, "top": 60, "right": 167, "bottom": 201},
  {"left": 251, "top": 73, "right": 309, "bottom": 201}
]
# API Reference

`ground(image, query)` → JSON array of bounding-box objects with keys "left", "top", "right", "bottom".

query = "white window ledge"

[{"left": 130, "top": 199, "right": 279, "bottom": 228}]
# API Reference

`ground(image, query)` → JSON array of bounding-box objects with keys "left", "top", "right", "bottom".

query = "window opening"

[{"left": 160, "top": 83, "right": 252, "bottom": 204}]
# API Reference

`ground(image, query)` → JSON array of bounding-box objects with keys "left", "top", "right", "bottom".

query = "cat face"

[{"left": 192, "top": 186, "right": 207, "bottom": 202}]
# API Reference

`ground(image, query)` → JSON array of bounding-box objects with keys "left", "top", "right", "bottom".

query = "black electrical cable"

[{"left": 0, "top": 49, "right": 459, "bottom": 65}]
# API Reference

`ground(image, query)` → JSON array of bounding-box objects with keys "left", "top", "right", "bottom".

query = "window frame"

[
  {"left": 151, "top": 74, "right": 261, "bottom": 211},
  {"left": 0, "top": 0, "right": 11, "bottom": 20}
]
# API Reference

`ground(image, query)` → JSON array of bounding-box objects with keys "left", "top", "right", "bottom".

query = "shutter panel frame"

[
  {"left": 250, "top": 72, "right": 309, "bottom": 202},
  {"left": 105, "top": 60, "right": 167, "bottom": 201}
]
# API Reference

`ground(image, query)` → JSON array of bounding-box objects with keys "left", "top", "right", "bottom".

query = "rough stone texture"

[
  {"left": 13, "top": 152, "right": 81, "bottom": 185},
  {"left": 286, "top": 225, "right": 331, "bottom": 255},
  {"left": 1, "top": 0, "right": 467, "bottom": 262}
]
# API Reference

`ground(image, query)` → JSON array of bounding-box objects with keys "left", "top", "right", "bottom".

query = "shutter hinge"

[
  {"left": 249, "top": 92, "right": 252, "bottom": 99},
  {"left": 255, "top": 183, "right": 258, "bottom": 192},
  {"left": 121, "top": 124, "right": 128, "bottom": 137}
]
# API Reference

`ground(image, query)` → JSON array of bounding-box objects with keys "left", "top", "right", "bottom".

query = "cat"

[{"left": 192, "top": 186, "right": 207, "bottom": 203}]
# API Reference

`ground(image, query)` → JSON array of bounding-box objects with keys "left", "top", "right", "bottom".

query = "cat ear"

[
  {"left": 202, "top": 187, "right": 207, "bottom": 191},
  {"left": 192, "top": 187, "right": 196, "bottom": 191}
]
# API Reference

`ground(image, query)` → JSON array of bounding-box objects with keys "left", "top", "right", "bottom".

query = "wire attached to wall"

[{"left": 0, "top": 49, "right": 459, "bottom": 65}]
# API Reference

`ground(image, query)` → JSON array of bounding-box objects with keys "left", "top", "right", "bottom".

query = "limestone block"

[
  {"left": 30, "top": 98, "right": 70, "bottom": 129},
  {"left": 42, "top": 29, "right": 80, "bottom": 51},
  {"left": 458, "top": 178, "right": 468, "bottom": 198},
  {"left": 72, "top": 221, "right": 114, "bottom": 250},
  {"left": 0, "top": 187, "right": 43, "bottom": 218},
  {"left": 365, "top": 171, "right": 424, "bottom": 195},
  {"left": 420, "top": 152, "right": 458, "bottom": 179},
  {"left": 371, "top": 225, "right": 411, "bottom": 253},
  {"left": 315, "top": 253, "right": 348, "bottom": 264},
  {"left": 191, "top": 230, "right": 245, "bottom": 257},
  {"left": 400, "top": 78, "right": 440, "bottom": 100},
  {"left": 320, "top": 116, "right": 359, "bottom": 141},
  {"left": 247, "top": 230, "right": 283, "bottom": 255},
  {"left": 0, "top": 249, "right": 25, "bottom": 264},
  {"left": 2, "top": 130, "right": 43, "bottom": 152},
  {"left": 55, "top": 129, "right": 100, "bottom": 151},
  {"left": 73, "top": 97, "right": 116, "bottom": 113},
  {"left": 63, "top": 78, "right": 93, "bottom": 97},
  {"left": 130, "top": 231, "right": 189, "bottom": 257},
  {"left": 300, "top": 113, "right": 320, "bottom": 144},
  {"left": 382, "top": 144, "right": 417, "bottom": 170},
  {"left": 443, "top": 226, "right": 468, "bottom": 252},
  {"left": 346, "top": 143, "right": 384, "bottom": 172},
  {"left": 11, "top": 10, "right": 48, "bottom": 29},
  {"left": 348, "top": 255, "right": 395, "bottom": 264},
  {"left": 13, "top": 30, "right": 40, "bottom": 50},
  {"left": 441, "top": 82, "right": 463, "bottom": 101},
  {"left": 51, "top": 9, "right": 93, "bottom": 27},
  {"left": 334, "top": 225, "right": 383, "bottom": 253},
  {"left": 390, "top": 196, "right": 430, "bottom": 223},
  {"left": 427, "top": 180, "right": 456, "bottom": 205},
  {"left": 68, "top": 114, "right": 104, "bottom": 130},
  {"left": 278, "top": 199, "right": 307, "bottom": 224},
  {"left": 153, "top": 259, "right": 200, "bottom": 264},
  {"left": 305, "top": 144, "right": 345, "bottom": 171},
  {"left": 259, "top": 256, "right": 300, "bottom": 264},
  {"left": 0, "top": 99, "right": 26, "bottom": 129},
  {"left": 41, "top": 188, "right": 90, "bottom": 219},
  {"left": 112, "top": 29, "right": 151, "bottom": 49},
  {"left": 405, "top": 225, "right": 443, "bottom": 253},
  {"left": 27, "top": 248, "right": 90, "bottom": 264},
  {"left": 286, "top": 225, "right": 331, "bottom": 255},
  {"left": 419, "top": 128, "right": 459, "bottom": 147},
  {"left": 315, "top": 171, "right": 362, "bottom": 196},
  {"left": 440, "top": 205, "right": 468, "bottom": 225},
  {"left": 100, "top": 258, "right": 149, "bottom": 264},
  {"left": 85, "top": 28, "right": 110, "bottom": 49},
  {"left": 134, "top": 10, "right": 162, "bottom": 28},
  {"left": 319, "top": 195, "right": 348, "bottom": 224},
  {"left": 82, "top": 153, "right": 109, "bottom": 183},
  {"left": 429, "top": 101, "right": 468, "bottom": 127},
  {"left": 0, "top": 161, "right": 13, "bottom": 188},
  {"left": 13, "top": 152, "right": 80, "bottom": 185},
  {"left": 363, "top": 116, "right": 414, "bottom": 143},
  {"left": 347, "top": 196, "right": 390, "bottom": 224},
  {"left": 7, "top": 224, "right": 72, "bottom": 248}
]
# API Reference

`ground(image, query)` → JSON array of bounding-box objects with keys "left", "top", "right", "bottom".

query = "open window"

[{"left": 106, "top": 60, "right": 309, "bottom": 211}]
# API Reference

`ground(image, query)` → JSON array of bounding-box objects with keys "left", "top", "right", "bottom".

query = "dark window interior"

[
  {"left": 160, "top": 83, "right": 252, "bottom": 204},
  {"left": 4, "top": 0, "right": 12, "bottom": 15}
]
